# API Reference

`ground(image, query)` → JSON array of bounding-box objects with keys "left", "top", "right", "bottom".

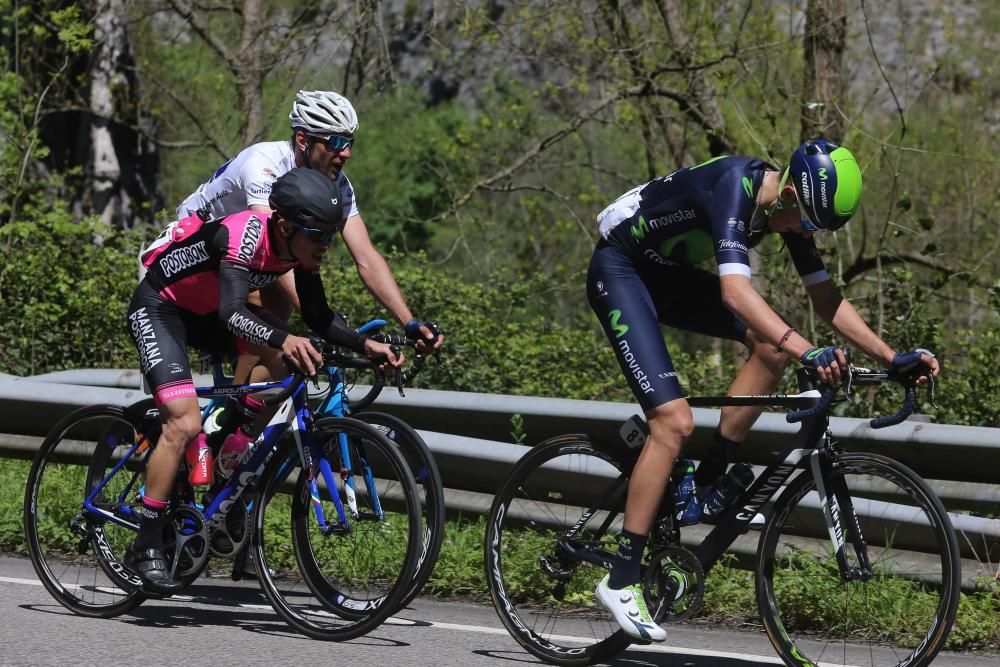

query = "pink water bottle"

[
  {"left": 217, "top": 426, "right": 255, "bottom": 478},
  {"left": 185, "top": 433, "right": 214, "bottom": 486}
]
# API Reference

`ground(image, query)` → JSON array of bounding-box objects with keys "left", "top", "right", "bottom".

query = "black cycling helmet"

[
  {"left": 779, "top": 138, "right": 863, "bottom": 231},
  {"left": 268, "top": 168, "right": 343, "bottom": 228}
]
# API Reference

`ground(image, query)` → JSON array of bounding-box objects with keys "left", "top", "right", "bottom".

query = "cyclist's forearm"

[
  {"left": 807, "top": 282, "right": 894, "bottom": 365},
  {"left": 357, "top": 255, "right": 414, "bottom": 326},
  {"left": 720, "top": 276, "right": 814, "bottom": 358}
]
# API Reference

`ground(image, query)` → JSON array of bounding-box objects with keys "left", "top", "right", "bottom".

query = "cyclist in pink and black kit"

[{"left": 125, "top": 168, "right": 402, "bottom": 594}]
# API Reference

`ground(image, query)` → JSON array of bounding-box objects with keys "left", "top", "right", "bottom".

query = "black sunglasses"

[
  {"left": 289, "top": 221, "right": 339, "bottom": 244},
  {"left": 313, "top": 133, "right": 354, "bottom": 151}
]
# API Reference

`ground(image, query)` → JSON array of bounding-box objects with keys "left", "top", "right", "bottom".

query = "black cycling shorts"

[
  {"left": 586, "top": 240, "right": 748, "bottom": 411},
  {"left": 125, "top": 280, "right": 277, "bottom": 407}
]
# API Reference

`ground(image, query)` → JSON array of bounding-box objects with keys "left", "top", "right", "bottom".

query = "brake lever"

[
  {"left": 926, "top": 373, "right": 938, "bottom": 409},
  {"left": 391, "top": 345, "right": 406, "bottom": 397},
  {"left": 844, "top": 364, "right": 856, "bottom": 405}
]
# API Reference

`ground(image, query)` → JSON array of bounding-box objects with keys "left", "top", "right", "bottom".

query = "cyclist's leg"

[
  {"left": 657, "top": 268, "right": 785, "bottom": 488},
  {"left": 588, "top": 242, "right": 691, "bottom": 642},
  {"left": 718, "top": 329, "right": 790, "bottom": 440},
  {"left": 125, "top": 286, "right": 203, "bottom": 593}
]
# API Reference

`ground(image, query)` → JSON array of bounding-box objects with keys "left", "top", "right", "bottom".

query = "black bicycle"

[{"left": 485, "top": 362, "right": 960, "bottom": 667}]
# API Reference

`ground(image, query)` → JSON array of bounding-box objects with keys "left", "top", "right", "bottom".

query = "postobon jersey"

[
  {"left": 140, "top": 210, "right": 298, "bottom": 315},
  {"left": 176, "top": 140, "right": 359, "bottom": 221},
  {"left": 597, "top": 156, "right": 830, "bottom": 286}
]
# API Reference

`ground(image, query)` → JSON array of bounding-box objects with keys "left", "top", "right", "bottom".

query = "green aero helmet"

[{"left": 780, "top": 139, "right": 863, "bottom": 231}]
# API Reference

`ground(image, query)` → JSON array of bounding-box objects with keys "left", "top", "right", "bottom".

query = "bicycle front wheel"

[
  {"left": 24, "top": 404, "right": 149, "bottom": 617},
  {"left": 252, "top": 417, "right": 422, "bottom": 641},
  {"left": 485, "top": 434, "right": 633, "bottom": 667},
  {"left": 756, "top": 452, "right": 960, "bottom": 667},
  {"left": 355, "top": 411, "right": 444, "bottom": 611}
]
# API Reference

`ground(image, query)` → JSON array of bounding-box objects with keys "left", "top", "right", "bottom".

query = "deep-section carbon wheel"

[
  {"left": 355, "top": 411, "right": 444, "bottom": 610},
  {"left": 252, "top": 417, "right": 422, "bottom": 640},
  {"left": 24, "top": 404, "right": 151, "bottom": 617},
  {"left": 485, "top": 434, "right": 634, "bottom": 666},
  {"left": 756, "top": 452, "right": 960, "bottom": 667}
]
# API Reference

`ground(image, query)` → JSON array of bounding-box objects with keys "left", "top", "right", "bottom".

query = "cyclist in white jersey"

[{"left": 172, "top": 90, "right": 444, "bottom": 374}]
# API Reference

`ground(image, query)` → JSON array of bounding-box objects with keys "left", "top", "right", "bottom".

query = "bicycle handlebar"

[
  {"left": 785, "top": 385, "right": 835, "bottom": 423},
  {"left": 785, "top": 358, "right": 933, "bottom": 428}
]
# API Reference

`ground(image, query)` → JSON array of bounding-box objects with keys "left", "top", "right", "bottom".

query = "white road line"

[{"left": 2, "top": 574, "right": 858, "bottom": 666}]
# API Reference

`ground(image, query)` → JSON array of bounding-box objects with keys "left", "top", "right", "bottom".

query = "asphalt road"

[{"left": 0, "top": 556, "right": 995, "bottom": 667}]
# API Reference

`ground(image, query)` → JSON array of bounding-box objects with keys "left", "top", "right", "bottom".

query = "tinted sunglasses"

[
  {"left": 314, "top": 133, "right": 354, "bottom": 151},
  {"left": 289, "top": 221, "right": 339, "bottom": 244}
]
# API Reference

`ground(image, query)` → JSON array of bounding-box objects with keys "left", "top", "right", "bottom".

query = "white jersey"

[{"left": 176, "top": 140, "right": 359, "bottom": 221}]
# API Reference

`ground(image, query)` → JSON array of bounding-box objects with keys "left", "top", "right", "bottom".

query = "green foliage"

[{"left": 0, "top": 204, "right": 140, "bottom": 375}]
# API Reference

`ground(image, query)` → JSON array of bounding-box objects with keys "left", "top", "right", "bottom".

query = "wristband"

[{"left": 776, "top": 327, "right": 796, "bottom": 352}]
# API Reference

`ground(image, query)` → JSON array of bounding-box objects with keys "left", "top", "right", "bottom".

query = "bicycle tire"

[
  {"left": 24, "top": 404, "right": 148, "bottom": 617},
  {"left": 251, "top": 417, "right": 422, "bottom": 641},
  {"left": 354, "top": 411, "right": 444, "bottom": 611},
  {"left": 485, "top": 434, "right": 633, "bottom": 666},
  {"left": 756, "top": 452, "right": 960, "bottom": 667}
]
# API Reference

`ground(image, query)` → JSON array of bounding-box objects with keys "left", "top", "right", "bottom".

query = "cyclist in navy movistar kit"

[
  {"left": 125, "top": 168, "right": 403, "bottom": 594},
  {"left": 587, "top": 140, "right": 940, "bottom": 641}
]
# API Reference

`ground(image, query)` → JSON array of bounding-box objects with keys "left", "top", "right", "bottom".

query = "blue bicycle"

[
  {"left": 202, "top": 319, "right": 445, "bottom": 614},
  {"left": 23, "top": 343, "right": 423, "bottom": 641}
]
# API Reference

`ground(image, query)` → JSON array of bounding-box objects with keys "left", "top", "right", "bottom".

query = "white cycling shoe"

[{"left": 595, "top": 574, "right": 667, "bottom": 642}]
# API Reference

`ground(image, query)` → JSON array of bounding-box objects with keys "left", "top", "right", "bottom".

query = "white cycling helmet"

[{"left": 289, "top": 90, "right": 359, "bottom": 135}]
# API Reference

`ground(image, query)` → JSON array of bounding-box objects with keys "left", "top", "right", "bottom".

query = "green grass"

[{"left": 2, "top": 458, "right": 997, "bottom": 650}]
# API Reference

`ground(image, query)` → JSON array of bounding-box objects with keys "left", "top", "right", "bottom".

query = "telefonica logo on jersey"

[
  {"left": 718, "top": 239, "right": 748, "bottom": 253},
  {"left": 160, "top": 241, "right": 210, "bottom": 278},
  {"left": 630, "top": 209, "right": 695, "bottom": 241}
]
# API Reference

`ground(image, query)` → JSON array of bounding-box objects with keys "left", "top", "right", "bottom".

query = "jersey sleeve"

[
  {"left": 217, "top": 263, "right": 289, "bottom": 349},
  {"left": 238, "top": 152, "right": 283, "bottom": 208},
  {"left": 339, "top": 173, "right": 359, "bottom": 220},
  {"left": 294, "top": 268, "right": 368, "bottom": 352},
  {"left": 781, "top": 232, "right": 831, "bottom": 286},
  {"left": 706, "top": 167, "right": 757, "bottom": 279}
]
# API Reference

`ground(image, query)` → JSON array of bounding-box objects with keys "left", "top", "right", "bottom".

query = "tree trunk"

[
  {"left": 801, "top": 0, "right": 848, "bottom": 142},
  {"left": 238, "top": 0, "right": 265, "bottom": 146},
  {"left": 88, "top": 0, "right": 126, "bottom": 226}
]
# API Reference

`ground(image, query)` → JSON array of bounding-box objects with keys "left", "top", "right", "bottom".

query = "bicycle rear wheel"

[
  {"left": 24, "top": 404, "right": 149, "bottom": 617},
  {"left": 252, "top": 417, "right": 422, "bottom": 640},
  {"left": 355, "top": 411, "right": 444, "bottom": 611},
  {"left": 756, "top": 452, "right": 960, "bottom": 667},
  {"left": 484, "top": 434, "right": 633, "bottom": 667}
]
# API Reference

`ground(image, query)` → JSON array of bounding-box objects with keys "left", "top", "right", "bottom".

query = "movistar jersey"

[{"left": 597, "top": 156, "right": 829, "bottom": 286}]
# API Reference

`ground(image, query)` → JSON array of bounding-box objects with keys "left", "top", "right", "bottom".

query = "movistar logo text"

[{"left": 630, "top": 209, "right": 695, "bottom": 241}]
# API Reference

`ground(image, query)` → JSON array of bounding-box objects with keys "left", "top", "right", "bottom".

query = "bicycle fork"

[{"left": 810, "top": 433, "right": 872, "bottom": 581}]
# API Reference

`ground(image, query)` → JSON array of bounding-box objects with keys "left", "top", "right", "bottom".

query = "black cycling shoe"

[{"left": 125, "top": 542, "right": 183, "bottom": 595}]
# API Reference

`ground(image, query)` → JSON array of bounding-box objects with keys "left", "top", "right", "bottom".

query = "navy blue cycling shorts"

[{"left": 587, "top": 240, "right": 748, "bottom": 411}]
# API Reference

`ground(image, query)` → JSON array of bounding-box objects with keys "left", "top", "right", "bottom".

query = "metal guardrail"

[{"left": 1, "top": 370, "right": 997, "bottom": 588}]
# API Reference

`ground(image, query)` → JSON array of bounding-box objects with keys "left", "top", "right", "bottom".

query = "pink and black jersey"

[
  {"left": 140, "top": 210, "right": 297, "bottom": 348},
  {"left": 129, "top": 208, "right": 367, "bottom": 407},
  {"left": 142, "top": 211, "right": 295, "bottom": 314}
]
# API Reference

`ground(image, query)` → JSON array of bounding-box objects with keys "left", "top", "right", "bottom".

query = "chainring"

[
  {"left": 209, "top": 498, "right": 250, "bottom": 558},
  {"left": 644, "top": 545, "right": 705, "bottom": 623},
  {"left": 165, "top": 506, "right": 211, "bottom": 579}
]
